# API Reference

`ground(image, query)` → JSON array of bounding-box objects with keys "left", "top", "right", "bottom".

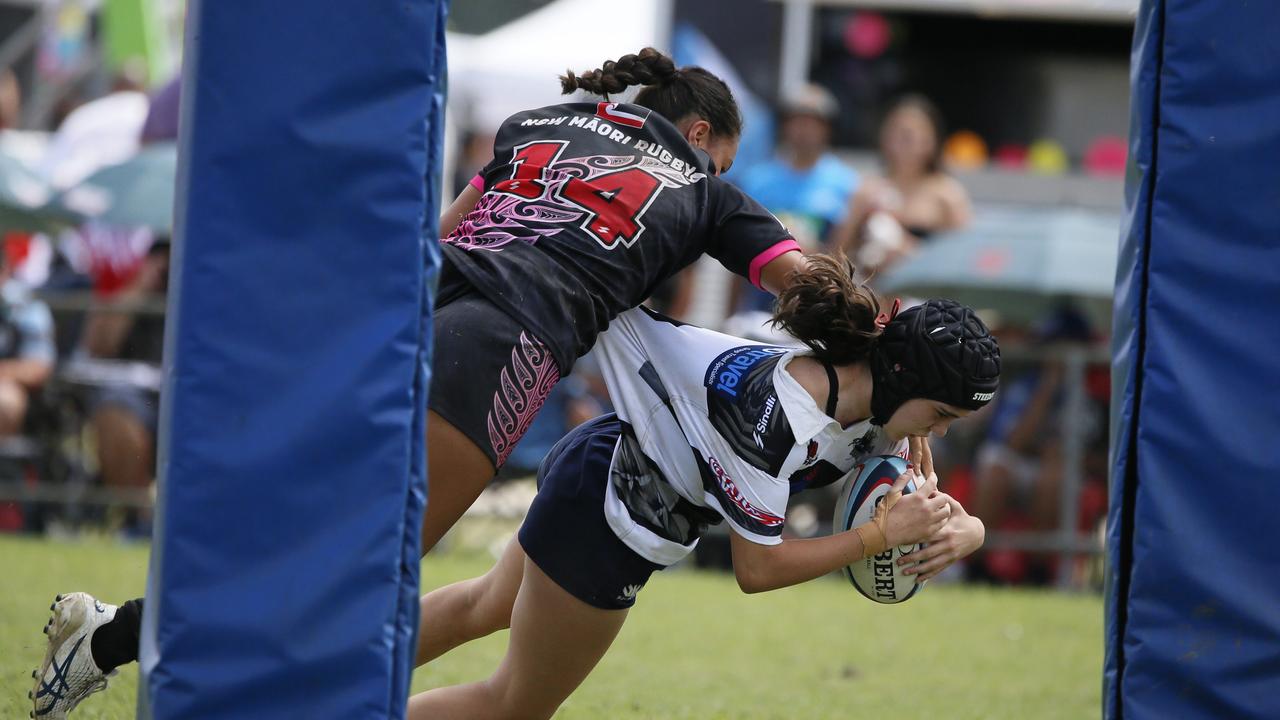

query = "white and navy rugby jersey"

[
  {"left": 594, "top": 307, "right": 908, "bottom": 566},
  {"left": 442, "top": 101, "right": 800, "bottom": 373}
]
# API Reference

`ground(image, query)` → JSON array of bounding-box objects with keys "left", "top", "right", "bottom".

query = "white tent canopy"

[{"left": 446, "top": 0, "right": 670, "bottom": 132}]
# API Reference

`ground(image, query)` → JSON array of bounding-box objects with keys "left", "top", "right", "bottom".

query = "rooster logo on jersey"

[{"left": 850, "top": 429, "right": 876, "bottom": 457}]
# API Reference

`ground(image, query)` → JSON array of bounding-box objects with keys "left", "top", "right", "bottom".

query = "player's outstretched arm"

[{"left": 728, "top": 471, "right": 950, "bottom": 594}]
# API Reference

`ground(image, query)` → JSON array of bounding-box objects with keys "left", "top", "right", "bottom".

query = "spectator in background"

[
  {"left": 0, "top": 243, "right": 55, "bottom": 437},
  {"left": 72, "top": 67, "right": 179, "bottom": 536},
  {"left": 832, "top": 94, "right": 971, "bottom": 275},
  {"left": 80, "top": 241, "right": 167, "bottom": 536},
  {"left": 0, "top": 68, "right": 22, "bottom": 129},
  {"left": 969, "top": 307, "right": 1107, "bottom": 585},
  {"left": 728, "top": 84, "right": 859, "bottom": 317},
  {"left": 40, "top": 62, "right": 149, "bottom": 190}
]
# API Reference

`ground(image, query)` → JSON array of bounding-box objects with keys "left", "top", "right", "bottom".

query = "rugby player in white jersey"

[{"left": 407, "top": 255, "right": 1000, "bottom": 718}]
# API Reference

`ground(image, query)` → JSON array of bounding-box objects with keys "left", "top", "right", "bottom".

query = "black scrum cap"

[{"left": 869, "top": 299, "right": 1001, "bottom": 425}]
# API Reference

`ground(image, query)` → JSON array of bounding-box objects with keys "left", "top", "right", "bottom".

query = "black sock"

[{"left": 90, "top": 598, "right": 144, "bottom": 672}]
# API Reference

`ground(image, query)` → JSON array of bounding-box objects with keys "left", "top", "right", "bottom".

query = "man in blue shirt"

[{"left": 732, "top": 84, "right": 859, "bottom": 316}]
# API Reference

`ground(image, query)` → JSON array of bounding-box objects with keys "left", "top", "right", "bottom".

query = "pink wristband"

[{"left": 748, "top": 238, "right": 802, "bottom": 290}]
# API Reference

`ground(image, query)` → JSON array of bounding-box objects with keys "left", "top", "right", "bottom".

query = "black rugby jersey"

[{"left": 442, "top": 101, "right": 800, "bottom": 372}]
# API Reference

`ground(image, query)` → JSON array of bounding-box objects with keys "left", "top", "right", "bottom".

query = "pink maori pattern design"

[
  {"left": 444, "top": 153, "right": 698, "bottom": 253},
  {"left": 487, "top": 331, "right": 561, "bottom": 467}
]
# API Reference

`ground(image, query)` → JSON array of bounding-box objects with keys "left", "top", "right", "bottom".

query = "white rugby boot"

[{"left": 30, "top": 593, "right": 117, "bottom": 719}]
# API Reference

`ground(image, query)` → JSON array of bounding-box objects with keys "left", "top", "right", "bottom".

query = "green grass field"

[{"left": 2, "top": 536, "right": 1102, "bottom": 719}]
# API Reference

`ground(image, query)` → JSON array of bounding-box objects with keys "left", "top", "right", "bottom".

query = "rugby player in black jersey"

[{"left": 424, "top": 48, "right": 812, "bottom": 554}]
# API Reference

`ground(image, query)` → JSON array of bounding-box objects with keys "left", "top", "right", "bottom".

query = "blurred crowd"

[{"left": 0, "top": 66, "right": 177, "bottom": 538}]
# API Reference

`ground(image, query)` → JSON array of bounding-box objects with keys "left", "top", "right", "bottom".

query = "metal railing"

[{"left": 980, "top": 342, "right": 1109, "bottom": 589}]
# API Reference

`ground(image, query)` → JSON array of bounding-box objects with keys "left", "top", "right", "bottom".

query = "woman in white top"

[{"left": 408, "top": 256, "right": 1001, "bottom": 719}]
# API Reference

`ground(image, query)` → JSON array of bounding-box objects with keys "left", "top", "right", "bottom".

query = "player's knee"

[
  {"left": 481, "top": 678, "right": 556, "bottom": 720},
  {"left": 474, "top": 581, "right": 516, "bottom": 634},
  {"left": 463, "top": 574, "right": 514, "bottom": 635}
]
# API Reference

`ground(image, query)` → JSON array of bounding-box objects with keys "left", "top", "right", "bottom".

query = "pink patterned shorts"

[{"left": 429, "top": 291, "right": 561, "bottom": 468}]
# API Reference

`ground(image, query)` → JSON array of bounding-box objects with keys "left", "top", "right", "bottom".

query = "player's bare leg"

[
  {"left": 421, "top": 410, "right": 497, "bottom": 554},
  {"left": 415, "top": 538, "right": 525, "bottom": 666},
  {"left": 407, "top": 546, "right": 628, "bottom": 720}
]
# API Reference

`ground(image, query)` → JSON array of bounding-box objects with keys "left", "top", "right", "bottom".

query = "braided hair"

[{"left": 560, "top": 48, "right": 742, "bottom": 139}]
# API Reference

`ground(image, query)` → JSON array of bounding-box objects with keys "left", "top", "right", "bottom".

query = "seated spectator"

[
  {"left": 80, "top": 241, "right": 167, "bottom": 537},
  {"left": 0, "top": 245, "right": 55, "bottom": 437},
  {"left": 729, "top": 84, "right": 859, "bottom": 318},
  {"left": 969, "top": 307, "right": 1107, "bottom": 584},
  {"left": 832, "top": 94, "right": 971, "bottom": 274}
]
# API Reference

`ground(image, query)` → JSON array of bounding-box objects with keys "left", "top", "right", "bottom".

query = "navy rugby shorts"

[{"left": 519, "top": 414, "right": 665, "bottom": 610}]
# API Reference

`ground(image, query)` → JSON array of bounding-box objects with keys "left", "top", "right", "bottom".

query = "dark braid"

[
  {"left": 560, "top": 47, "right": 676, "bottom": 97},
  {"left": 560, "top": 47, "right": 742, "bottom": 139}
]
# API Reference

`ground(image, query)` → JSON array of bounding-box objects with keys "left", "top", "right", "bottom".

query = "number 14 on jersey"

[{"left": 495, "top": 140, "right": 665, "bottom": 250}]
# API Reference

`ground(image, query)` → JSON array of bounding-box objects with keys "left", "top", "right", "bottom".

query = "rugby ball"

[{"left": 834, "top": 455, "right": 924, "bottom": 604}]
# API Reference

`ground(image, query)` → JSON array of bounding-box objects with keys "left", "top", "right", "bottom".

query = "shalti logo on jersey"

[
  {"left": 707, "top": 456, "right": 784, "bottom": 528},
  {"left": 596, "top": 102, "right": 650, "bottom": 129},
  {"left": 704, "top": 344, "right": 793, "bottom": 476},
  {"left": 753, "top": 395, "right": 778, "bottom": 450}
]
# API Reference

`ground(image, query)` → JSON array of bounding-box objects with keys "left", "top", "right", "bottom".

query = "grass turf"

[{"left": 2, "top": 536, "right": 1101, "bottom": 719}]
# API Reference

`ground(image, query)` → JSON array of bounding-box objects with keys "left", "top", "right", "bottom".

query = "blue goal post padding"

[
  {"left": 1106, "top": 1, "right": 1280, "bottom": 718},
  {"left": 138, "top": 1, "right": 447, "bottom": 717}
]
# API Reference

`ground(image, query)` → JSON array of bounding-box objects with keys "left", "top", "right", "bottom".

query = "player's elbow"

[
  {"left": 734, "top": 565, "right": 769, "bottom": 594},
  {"left": 729, "top": 533, "right": 784, "bottom": 593},
  {"left": 734, "top": 558, "right": 782, "bottom": 594}
]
